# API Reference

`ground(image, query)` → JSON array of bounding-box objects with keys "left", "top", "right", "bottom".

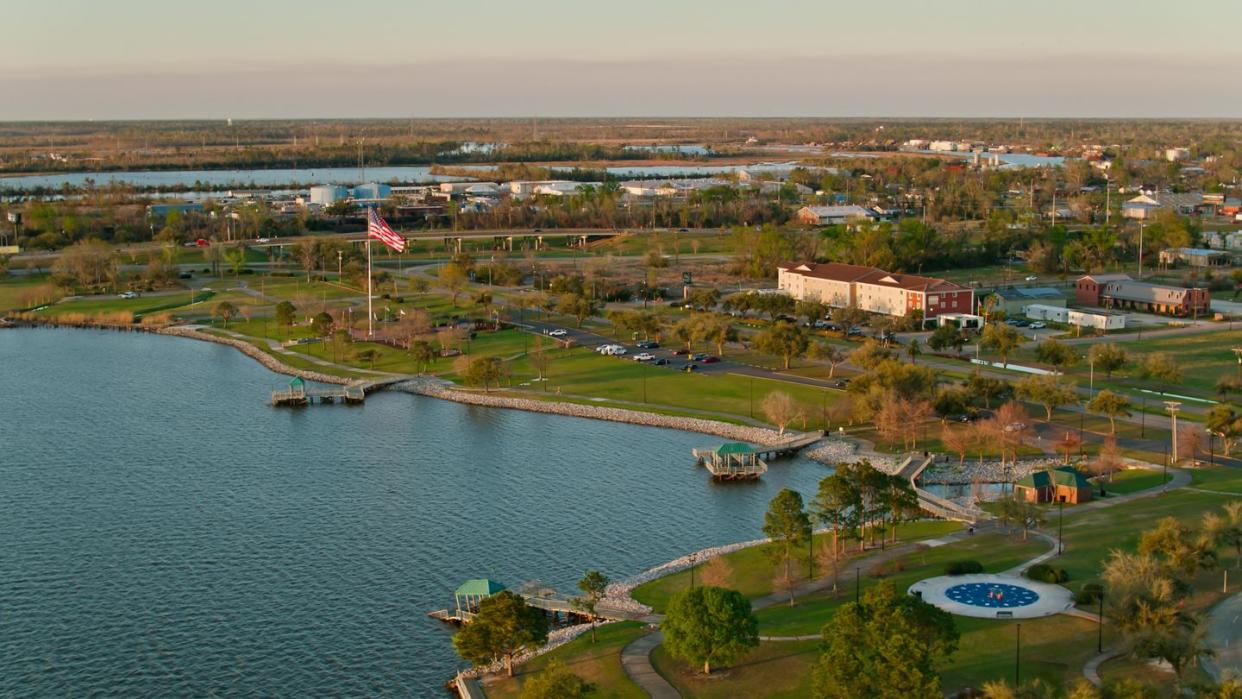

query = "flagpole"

[{"left": 367, "top": 238, "right": 373, "bottom": 337}]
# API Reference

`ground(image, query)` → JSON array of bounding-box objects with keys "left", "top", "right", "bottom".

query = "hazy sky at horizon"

[{"left": 2, "top": 0, "right": 1240, "bottom": 119}]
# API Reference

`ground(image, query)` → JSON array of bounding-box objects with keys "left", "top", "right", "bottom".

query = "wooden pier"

[
  {"left": 270, "top": 376, "right": 367, "bottom": 407},
  {"left": 691, "top": 431, "right": 823, "bottom": 480}
]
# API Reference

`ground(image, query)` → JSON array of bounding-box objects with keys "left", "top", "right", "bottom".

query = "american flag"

[{"left": 367, "top": 208, "right": 406, "bottom": 252}]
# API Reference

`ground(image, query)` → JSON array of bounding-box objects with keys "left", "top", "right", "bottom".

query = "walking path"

[
  {"left": 620, "top": 632, "right": 680, "bottom": 699},
  {"left": 1203, "top": 590, "right": 1242, "bottom": 683}
]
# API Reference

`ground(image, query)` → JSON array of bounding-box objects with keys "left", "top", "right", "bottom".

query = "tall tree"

[
  {"left": 811, "top": 581, "right": 959, "bottom": 699},
  {"left": 762, "top": 391, "right": 799, "bottom": 435},
  {"left": 754, "top": 321, "right": 810, "bottom": 370},
  {"left": 571, "top": 570, "right": 609, "bottom": 643},
  {"left": 811, "top": 473, "right": 860, "bottom": 561},
  {"left": 1086, "top": 390, "right": 1132, "bottom": 434},
  {"left": 452, "top": 590, "right": 549, "bottom": 677},
  {"left": 661, "top": 586, "right": 759, "bottom": 675},
  {"left": 1088, "top": 343, "right": 1128, "bottom": 378},
  {"left": 1015, "top": 375, "right": 1078, "bottom": 422},
  {"left": 980, "top": 323, "right": 1023, "bottom": 368},
  {"left": 518, "top": 660, "right": 589, "bottom": 699},
  {"left": 763, "top": 488, "right": 812, "bottom": 606}
]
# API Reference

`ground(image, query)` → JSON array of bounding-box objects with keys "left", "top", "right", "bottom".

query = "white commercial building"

[
  {"left": 1025, "top": 303, "right": 1126, "bottom": 331},
  {"left": 309, "top": 185, "right": 350, "bottom": 206}
]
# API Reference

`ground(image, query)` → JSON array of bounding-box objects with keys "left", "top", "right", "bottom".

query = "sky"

[{"left": 2, "top": 0, "right": 1240, "bottom": 119}]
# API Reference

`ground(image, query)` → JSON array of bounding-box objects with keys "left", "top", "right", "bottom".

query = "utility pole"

[
  {"left": 1015, "top": 623, "right": 1022, "bottom": 686},
  {"left": 1097, "top": 588, "right": 1105, "bottom": 652},
  {"left": 1138, "top": 223, "right": 1145, "bottom": 278}
]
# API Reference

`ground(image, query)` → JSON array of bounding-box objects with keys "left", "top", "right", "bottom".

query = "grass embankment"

[
  {"left": 481, "top": 621, "right": 649, "bottom": 699},
  {"left": 651, "top": 640, "right": 819, "bottom": 699},
  {"left": 631, "top": 520, "right": 963, "bottom": 614},
  {"left": 754, "top": 533, "right": 1049, "bottom": 637}
]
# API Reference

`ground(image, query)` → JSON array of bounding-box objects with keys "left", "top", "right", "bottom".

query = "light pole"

[
  {"left": 855, "top": 567, "right": 861, "bottom": 604},
  {"left": 1165, "top": 401, "right": 1182, "bottom": 470},
  {"left": 1233, "top": 347, "right": 1242, "bottom": 379},
  {"left": 1057, "top": 499, "right": 1064, "bottom": 556},
  {"left": 1097, "top": 588, "right": 1105, "bottom": 653},
  {"left": 1015, "top": 623, "right": 1022, "bottom": 686},
  {"left": 1138, "top": 222, "right": 1145, "bottom": 278}
]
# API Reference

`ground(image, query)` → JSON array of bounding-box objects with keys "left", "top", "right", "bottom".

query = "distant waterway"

[
  {"left": 0, "top": 166, "right": 468, "bottom": 191},
  {"left": 0, "top": 328, "right": 827, "bottom": 697}
]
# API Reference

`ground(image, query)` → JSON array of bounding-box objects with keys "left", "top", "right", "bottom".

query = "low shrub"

[
  {"left": 1075, "top": 583, "right": 1103, "bottom": 606},
  {"left": 1025, "top": 564, "right": 1069, "bottom": 584},
  {"left": 945, "top": 560, "right": 983, "bottom": 576}
]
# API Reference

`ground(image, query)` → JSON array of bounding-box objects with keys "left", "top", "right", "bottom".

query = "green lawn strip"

[
  {"left": 1055, "top": 488, "right": 1242, "bottom": 598},
  {"left": 498, "top": 391, "right": 756, "bottom": 427},
  {"left": 754, "top": 533, "right": 1048, "bottom": 637},
  {"left": 482, "top": 621, "right": 649, "bottom": 699},
  {"left": 35, "top": 292, "right": 203, "bottom": 318},
  {"left": 650, "top": 639, "right": 817, "bottom": 699},
  {"left": 940, "top": 615, "right": 1105, "bottom": 695},
  {"left": 1190, "top": 466, "right": 1242, "bottom": 492},
  {"left": 631, "top": 521, "right": 963, "bottom": 614},
  {"left": 196, "top": 329, "right": 371, "bottom": 380},
  {"left": 1092, "top": 653, "right": 1213, "bottom": 695},
  {"left": 0, "top": 274, "right": 60, "bottom": 311},
  {"left": 1094, "top": 469, "right": 1171, "bottom": 495}
]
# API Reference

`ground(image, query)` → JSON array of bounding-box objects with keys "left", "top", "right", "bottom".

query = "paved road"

[{"left": 1204, "top": 591, "right": 1242, "bottom": 683}]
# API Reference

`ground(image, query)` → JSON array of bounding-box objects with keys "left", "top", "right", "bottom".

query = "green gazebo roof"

[
  {"left": 1017, "top": 467, "right": 1091, "bottom": 490},
  {"left": 716, "top": 442, "right": 757, "bottom": 456},
  {"left": 455, "top": 579, "right": 506, "bottom": 597}
]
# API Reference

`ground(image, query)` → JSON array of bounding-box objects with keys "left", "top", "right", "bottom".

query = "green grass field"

[
  {"left": 482, "top": 621, "right": 649, "bottom": 699},
  {"left": 631, "top": 521, "right": 962, "bottom": 614},
  {"left": 753, "top": 533, "right": 1048, "bottom": 637},
  {"left": 651, "top": 640, "right": 818, "bottom": 699}
]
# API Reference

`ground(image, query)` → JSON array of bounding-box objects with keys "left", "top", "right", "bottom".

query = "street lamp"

[
  {"left": 1165, "top": 401, "right": 1182, "bottom": 473},
  {"left": 1233, "top": 347, "right": 1242, "bottom": 379},
  {"left": 1097, "top": 588, "right": 1106, "bottom": 653},
  {"left": 1057, "top": 499, "right": 1064, "bottom": 556}
]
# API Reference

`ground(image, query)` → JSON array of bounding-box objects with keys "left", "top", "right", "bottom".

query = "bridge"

[{"left": 896, "top": 453, "right": 984, "bottom": 524}]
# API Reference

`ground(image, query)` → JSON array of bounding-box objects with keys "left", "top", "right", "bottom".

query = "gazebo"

[
  {"left": 700, "top": 443, "right": 768, "bottom": 480},
  {"left": 1014, "top": 467, "right": 1093, "bottom": 504},
  {"left": 454, "top": 579, "right": 506, "bottom": 620}
]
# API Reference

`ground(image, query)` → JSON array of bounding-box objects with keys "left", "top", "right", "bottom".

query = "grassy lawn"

[
  {"left": 1190, "top": 465, "right": 1242, "bottom": 493},
  {"left": 650, "top": 640, "right": 818, "bottom": 699},
  {"left": 754, "top": 533, "right": 1049, "bottom": 637},
  {"left": 482, "top": 621, "right": 649, "bottom": 699},
  {"left": 631, "top": 521, "right": 962, "bottom": 614},
  {"left": 1095, "top": 468, "right": 1171, "bottom": 495},
  {"left": 34, "top": 290, "right": 205, "bottom": 318},
  {"left": 0, "top": 275, "right": 60, "bottom": 311},
  {"left": 941, "top": 615, "right": 1106, "bottom": 694}
]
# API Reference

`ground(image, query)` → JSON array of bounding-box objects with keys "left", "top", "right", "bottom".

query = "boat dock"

[{"left": 268, "top": 375, "right": 405, "bottom": 407}]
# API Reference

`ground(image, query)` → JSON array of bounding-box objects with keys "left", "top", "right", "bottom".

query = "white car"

[
  {"left": 118, "top": 291, "right": 137, "bottom": 299},
  {"left": 1025, "top": 275, "right": 1038, "bottom": 281},
  {"left": 547, "top": 328, "right": 568, "bottom": 337},
  {"left": 256, "top": 237, "right": 271, "bottom": 243},
  {"left": 1029, "top": 322, "right": 1046, "bottom": 329},
  {"left": 632, "top": 352, "right": 655, "bottom": 362}
]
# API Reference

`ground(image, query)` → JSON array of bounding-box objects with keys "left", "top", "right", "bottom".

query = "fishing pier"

[
  {"left": 270, "top": 376, "right": 366, "bottom": 407},
  {"left": 691, "top": 431, "right": 824, "bottom": 480}
]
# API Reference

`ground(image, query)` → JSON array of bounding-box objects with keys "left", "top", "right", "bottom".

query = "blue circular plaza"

[{"left": 944, "top": 582, "right": 1039, "bottom": 608}]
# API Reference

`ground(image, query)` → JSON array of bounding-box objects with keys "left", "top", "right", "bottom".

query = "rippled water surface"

[{"left": 0, "top": 329, "right": 826, "bottom": 697}]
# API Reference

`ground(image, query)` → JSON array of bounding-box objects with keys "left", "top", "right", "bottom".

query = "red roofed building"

[{"left": 777, "top": 262, "right": 974, "bottom": 320}]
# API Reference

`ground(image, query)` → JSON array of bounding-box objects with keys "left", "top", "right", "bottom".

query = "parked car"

[
  {"left": 118, "top": 291, "right": 138, "bottom": 299},
  {"left": 632, "top": 352, "right": 655, "bottom": 362},
  {"left": 671, "top": 348, "right": 689, "bottom": 356},
  {"left": 699, "top": 355, "right": 720, "bottom": 364},
  {"left": 1025, "top": 275, "right": 1038, "bottom": 281},
  {"left": 682, "top": 363, "right": 698, "bottom": 372},
  {"left": 653, "top": 358, "right": 669, "bottom": 366},
  {"left": 547, "top": 328, "right": 568, "bottom": 337},
  {"left": 1029, "top": 322, "right": 1046, "bottom": 329},
  {"left": 690, "top": 353, "right": 708, "bottom": 361},
  {"left": 847, "top": 326, "right": 865, "bottom": 337},
  {"left": 636, "top": 340, "right": 660, "bottom": 349}
]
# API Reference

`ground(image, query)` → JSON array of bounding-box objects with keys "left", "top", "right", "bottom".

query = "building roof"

[
  {"left": 779, "top": 261, "right": 880, "bottom": 283},
  {"left": 716, "top": 442, "right": 758, "bottom": 456},
  {"left": 456, "top": 579, "right": 506, "bottom": 597},
  {"left": 780, "top": 261, "right": 968, "bottom": 293},
  {"left": 855, "top": 269, "right": 969, "bottom": 293},
  {"left": 798, "top": 205, "right": 876, "bottom": 220},
  {"left": 996, "top": 286, "right": 1066, "bottom": 300},
  {"left": 1016, "top": 467, "right": 1092, "bottom": 490},
  {"left": 1078, "top": 273, "right": 1133, "bottom": 284},
  {"left": 1171, "top": 247, "right": 1230, "bottom": 257}
]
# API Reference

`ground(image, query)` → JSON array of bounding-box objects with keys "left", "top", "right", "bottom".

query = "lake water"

[
  {"left": 0, "top": 328, "right": 827, "bottom": 697},
  {"left": 0, "top": 166, "right": 467, "bottom": 191}
]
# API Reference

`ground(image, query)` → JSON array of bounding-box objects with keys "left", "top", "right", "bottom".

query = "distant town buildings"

[
  {"left": 1075, "top": 273, "right": 1209, "bottom": 317},
  {"left": 777, "top": 262, "right": 974, "bottom": 321},
  {"left": 1158, "top": 247, "right": 1233, "bottom": 268},
  {"left": 795, "top": 205, "right": 878, "bottom": 226},
  {"left": 1121, "top": 192, "right": 1204, "bottom": 219}
]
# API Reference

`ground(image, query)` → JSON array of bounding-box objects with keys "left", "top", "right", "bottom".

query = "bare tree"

[{"left": 762, "top": 391, "right": 798, "bottom": 436}]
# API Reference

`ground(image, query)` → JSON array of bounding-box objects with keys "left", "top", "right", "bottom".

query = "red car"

[
  {"left": 699, "top": 355, "right": 720, "bottom": 364},
  {"left": 671, "top": 348, "right": 689, "bottom": 356}
]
